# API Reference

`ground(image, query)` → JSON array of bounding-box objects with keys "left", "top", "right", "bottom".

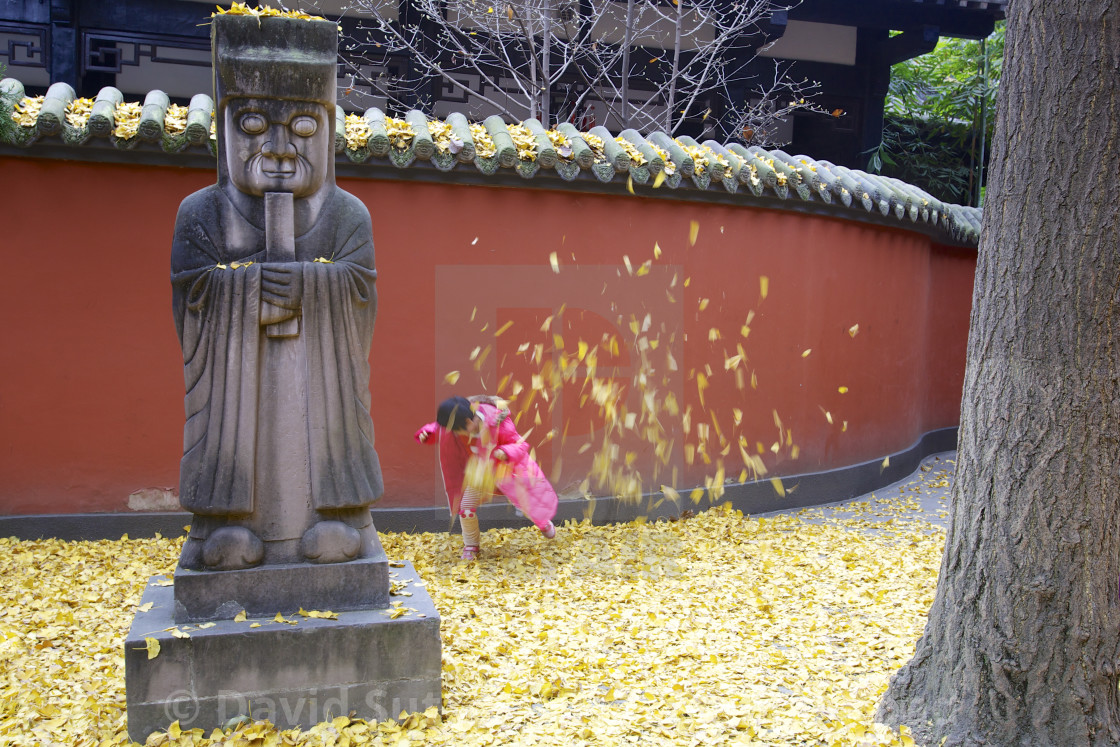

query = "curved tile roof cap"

[{"left": 0, "top": 78, "right": 981, "bottom": 247}]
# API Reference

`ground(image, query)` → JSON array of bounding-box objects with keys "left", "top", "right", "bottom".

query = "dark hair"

[{"left": 436, "top": 396, "right": 474, "bottom": 432}]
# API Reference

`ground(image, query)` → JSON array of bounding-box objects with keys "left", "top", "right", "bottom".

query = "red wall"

[{"left": 0, "top": 156, "right": 975, "bottom": 514}]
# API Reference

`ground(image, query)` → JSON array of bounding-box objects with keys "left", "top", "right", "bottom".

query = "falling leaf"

[
  {"left": 444, "top": 370, "right": 461, "bottom": 385},
  {"left": 549, "top": 252, "right": 560, "bottom": 273},
  {"left": 802, "top": 349, "right": 812, "bottom": 358},
  {"left": 494, "top": 320, "right": 514, "bottom": 336},
  {"left": 838, "top": 386, "right": 849, "bottom": 394},
  {"left": 689, "top": 220, "right": 700, "bottom": 247},
  {"left": 696, "top": 372, "right": 709, "bottom": 407},
  {"left": 654, "top": 242, "right": 662, "bottom": 259},
  {"left": 848, "top": 323, "right": 860, "bottom": 338},
  {"left": 627, "top": 175, "right": 635, "bottom": 194},
  {"left": 144, "top": 637, "right": 160, "bottom": 660},
  {"left": 759, "top": 276, "right": 769, "bottom": 299}
]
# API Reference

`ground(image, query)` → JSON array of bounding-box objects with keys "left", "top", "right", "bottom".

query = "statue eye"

[
  {"left": 291, "top": 115, "right": 318, "bottom": 137},
  {"left": 239, "top": 113, "right": 268, "bottom": 135}
]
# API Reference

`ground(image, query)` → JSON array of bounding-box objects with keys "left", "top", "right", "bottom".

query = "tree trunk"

[
  {"left": 876, "top": 2, "right": 1120, "bottom": 745},
  {"left": 620, "top": 0, "right": 634, "bottom": 128},
  {"left": 542, "top": 0, "right": 552, "bottom": 126},
  {"left": 665, "top": 0, "right": 684, "bottom": 132}
]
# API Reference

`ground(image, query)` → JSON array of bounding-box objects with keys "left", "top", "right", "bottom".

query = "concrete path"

[{"left": 761, "top": 451, "right": 957, "bottom": 530}]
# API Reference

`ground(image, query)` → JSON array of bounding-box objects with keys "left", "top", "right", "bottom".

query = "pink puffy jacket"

[{"left": 414, "top": 402, "right": 558, "bottom": 530}]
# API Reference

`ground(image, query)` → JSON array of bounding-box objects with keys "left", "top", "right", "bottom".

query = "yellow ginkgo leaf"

[
  {"left": 444, "top": 370, "right": 460, "bottom": 385},
  {"left": 549, "top": 252, "right": 560, "bottom": 273},
  {"left": 144, "top": 637, "right": 160, "bottom": 660},
  {"left": 689, "top": 220, "right": 699, "bottom": 247},
  {"left": 848, "top": 323, "right": 860, "bottom": 338},
  {"left": 759, "top": 275, "right": 769, "bottom": 299},
  {"left": 233, "top": 610, "right": 247, "bottom": 622}
]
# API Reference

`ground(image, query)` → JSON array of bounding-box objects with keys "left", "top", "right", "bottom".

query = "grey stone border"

[{"left": 1, "top": 427, "right": 957, "bottom": 541}]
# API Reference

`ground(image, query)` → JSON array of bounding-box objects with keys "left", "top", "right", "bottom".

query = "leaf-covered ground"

[{"left": 0, "top": 459, "right": 953, "bottom": 746}]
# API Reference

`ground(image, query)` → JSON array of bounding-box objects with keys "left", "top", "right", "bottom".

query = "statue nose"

[{"left": 262, "top": 124, "right": 297, "bottom": 158}]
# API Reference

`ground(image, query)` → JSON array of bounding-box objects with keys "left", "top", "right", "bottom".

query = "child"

[{"left": 415, "top": 395, "right": 558, "bottom": 560}]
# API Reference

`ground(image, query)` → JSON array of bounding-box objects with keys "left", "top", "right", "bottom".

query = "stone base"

[
  {"left": 125, "top": 562, "right": 441, "bottom": 743},
  {"left": 173, "top": 554, "right": 390, "bottom": 623}
]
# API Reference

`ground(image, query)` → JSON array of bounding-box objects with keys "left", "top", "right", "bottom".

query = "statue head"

[
  {"left": 223, "top": 97, "right": 330, "bottom": 198},
  {"left": 212, "top": 14, "right": 338, "bottom": 201}
]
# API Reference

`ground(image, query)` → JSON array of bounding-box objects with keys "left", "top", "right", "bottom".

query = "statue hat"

[{"left": 212, "top": 14, "right": 338, "bottom": 107}]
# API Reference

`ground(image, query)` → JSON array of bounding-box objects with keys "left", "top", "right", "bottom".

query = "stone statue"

[{"left": 171, "top": 15, "right": 383, "bottom": 571}]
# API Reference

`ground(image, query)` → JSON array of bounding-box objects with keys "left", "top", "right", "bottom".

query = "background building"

[{"left": 1, "top": 0, "right": 1005, "bottom": 168}]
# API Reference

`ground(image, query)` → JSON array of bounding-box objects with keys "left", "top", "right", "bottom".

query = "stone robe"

[{"left": 171, "top": 185, "right": 383, "bottom": 521}]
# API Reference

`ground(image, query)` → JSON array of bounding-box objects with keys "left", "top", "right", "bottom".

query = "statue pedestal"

[
  {"left": 173, "top": 554, "right": 391, "bottom": 623},
  {"left": 124, "top": 562, "right": 442, "bottom": 742}
]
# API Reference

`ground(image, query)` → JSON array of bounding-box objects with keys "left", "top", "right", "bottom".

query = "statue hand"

[{"left": 261, "top": 264, "right": 303, "bottom": 310}]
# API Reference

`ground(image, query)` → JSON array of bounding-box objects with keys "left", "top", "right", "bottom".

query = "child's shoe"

[
  {"left": 540, "top": 521, "right": 556, "bottom": 539},
  {"left": 460, "top": 545, "right": 480, "bottom": 561}
]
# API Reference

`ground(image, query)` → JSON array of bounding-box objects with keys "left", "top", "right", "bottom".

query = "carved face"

[{"left": 223, "top": 97, "right": 329, "bottom": 197}]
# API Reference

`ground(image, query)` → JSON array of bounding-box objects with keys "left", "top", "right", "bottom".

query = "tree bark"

[{"left": 876, "top": 2, "right": 1120, "bottom": 745}]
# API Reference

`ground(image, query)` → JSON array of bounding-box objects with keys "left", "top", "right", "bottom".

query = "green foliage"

[
  {"left": 886, "top": 25, "right": 1003, "bottom": 124},
  {"left": 870, "top": 23, "right": 1004, "bottom": 206},
  {"left": 872, "top": 117, "right": 976, "bottom": 205}
]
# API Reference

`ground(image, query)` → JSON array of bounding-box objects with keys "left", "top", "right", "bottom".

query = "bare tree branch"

[{"left": 305, "top": 0, "right": 823, "bottom": 142}]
